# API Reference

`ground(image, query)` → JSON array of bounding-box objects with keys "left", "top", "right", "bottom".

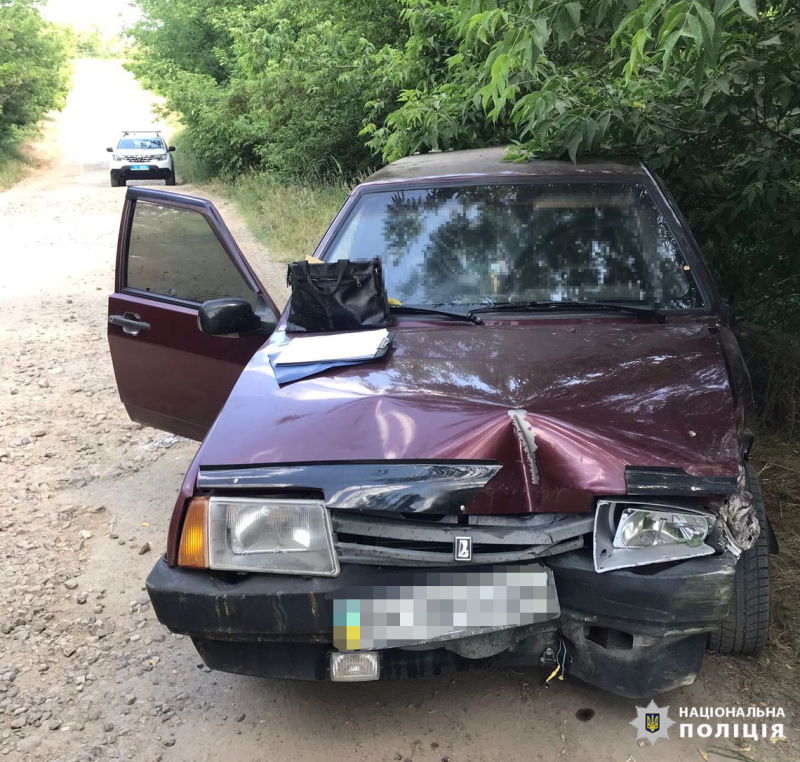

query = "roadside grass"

[
  {"left": 222, "top": 174, "right": 348, "bottom": 263},
  {"left": 0, "top": 143, "right": 34, "bottom": 190},
  {"left": 172, "top": 129, "right": 349, "bottom": 263},
  {"left": 0, "top": 122, "right": 52, "bottom": 190},
  {"left": 735, "top": 324, "right": 800, "bottom": 712},
  {"left": 169, "top": 128, "right": 214, "bottom": 185},
  {"left": 757, "top": 437, "right": 800, "bottom": 658}
]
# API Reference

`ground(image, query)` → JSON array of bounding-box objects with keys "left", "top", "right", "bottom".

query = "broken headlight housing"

[
  {"left": 594, "top": 500, "right": 714, "bottom": 572},
  {"left": 614, "top": 507, "right": 708, "bottom": 548},
  {"left": 207, "top": 497, "right": 339, "bottom": 576}
]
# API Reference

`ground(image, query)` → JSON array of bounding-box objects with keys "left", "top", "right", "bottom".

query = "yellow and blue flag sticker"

[{"left": 333, "top": 599, "right": 361, "bottom": 650}]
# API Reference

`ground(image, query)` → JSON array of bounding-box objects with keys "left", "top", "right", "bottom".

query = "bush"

[
  {"left": 171, "top": 129, "right": 348, "bottom": 263},
  {"left": 0, "top": 0, "right": 71, "bottom": 144},
  {"left": 739, "top": 323, "right": 800, "bottom": 436},
  {"left": 364, "top": 0, "right": 800, "bottom": 333},
  {"left": 72, "top": 26, "right": 119, "bottom": 59},
  {"left": 129, "top": 0, "right": 799, "bottom": 335},
  {"left": 127, "top": 0, "right": 405, "bottom": 182}
]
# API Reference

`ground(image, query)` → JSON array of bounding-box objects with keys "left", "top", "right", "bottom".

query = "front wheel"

[
  {"left": 708, "top": 463, "right": 771, "bottom": 654},
  {"left": 110, "top": 173, "right": 122, "bottom": 187},
  {"left": 165, "top": 171, "right": 176, "bottom": 186}
]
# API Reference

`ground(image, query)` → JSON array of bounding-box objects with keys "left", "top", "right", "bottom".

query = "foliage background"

[
  {"left": 0, "top": 0, "right": 72, "bottom": 147},
  {"left": 71, "top": 26, "right": 121, "bottom": 59},
  {"left": 127, "top": 0, "right": 404, "bottom": 181},
  {"left": 127, "top": 0, "right": 799, "bottom": 347}
]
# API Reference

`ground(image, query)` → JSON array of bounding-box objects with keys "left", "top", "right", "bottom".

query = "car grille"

[
  {"left": 331, "top": 511, "right": 592, "bottom": 566},
  {"left": 124, "top": 155, "right": 155, "bottom": 162}
]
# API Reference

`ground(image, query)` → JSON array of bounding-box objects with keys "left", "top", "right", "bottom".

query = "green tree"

[
  {"left": 128, "top": 0, "right": 798, "bottom": 325},
  {"left": 0, "top": 0, "right": 72, "bottom": 142},
  {"left": 127, "top": 0, "right": 405, "bottom": 179},
  {"left": 364, "top": 0, "right": 800, "bottom": 325},
  {"left": 128, "top": 0, "right": 250, "bottom": 85},
  {"left": 72, "top": 25, "right": 118, "bottom": 58}
]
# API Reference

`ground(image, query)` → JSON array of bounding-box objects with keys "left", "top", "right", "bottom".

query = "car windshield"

[
  {"left": 325, "top": 182, "right": 704, "bottom": 309},
  {"left": 117, "top": 137, "right": 164, "bottom": 150}
]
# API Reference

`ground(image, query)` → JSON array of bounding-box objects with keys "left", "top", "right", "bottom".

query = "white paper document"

[{"left": 274, "top": 329, "right": 392, "bottom": 366}]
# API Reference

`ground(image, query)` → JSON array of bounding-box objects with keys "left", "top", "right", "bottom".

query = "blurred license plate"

[
  {"left": 330, "top": 565, "right": 559, "bottom": 651},
  {"left": 131, "top": 165, "right": 149, "bottom": 171}
]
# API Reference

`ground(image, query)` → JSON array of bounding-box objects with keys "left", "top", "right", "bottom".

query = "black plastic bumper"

[
  {"left": 146, "top": 551, "right": 736, "bottom": 698},
  {"left": 112, "top": 166, "right": 171, "bottom": 180}
]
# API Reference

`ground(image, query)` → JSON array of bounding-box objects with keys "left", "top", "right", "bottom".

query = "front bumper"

[
  {"left": 146, "top": 551, "right": 736, "bottom": 698},
  {"left": 112, "top": 165, "right": 172, "bottom": 180}
]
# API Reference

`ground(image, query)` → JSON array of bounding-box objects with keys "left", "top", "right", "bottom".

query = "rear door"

[{"left": 108, "top": 187, "right": 279, "bottom": 440}]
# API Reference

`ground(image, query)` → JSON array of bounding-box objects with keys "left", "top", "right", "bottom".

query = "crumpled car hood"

[{"left": 199, "top": 319, "right": 741, "bottom": 513}]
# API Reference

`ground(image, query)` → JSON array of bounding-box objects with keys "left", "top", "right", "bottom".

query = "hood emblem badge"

[{"left": 454, "top": 536, "right": 472, "bottom": 561}]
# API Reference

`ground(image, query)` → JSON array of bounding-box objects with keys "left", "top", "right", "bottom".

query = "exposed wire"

[{"left": 543, "top": 639, "right": 568, "bottom": 687}]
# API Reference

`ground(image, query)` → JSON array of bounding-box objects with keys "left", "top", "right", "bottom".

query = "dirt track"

[{"left": 0, "top": 59, "right": 793, "bottom": 762}]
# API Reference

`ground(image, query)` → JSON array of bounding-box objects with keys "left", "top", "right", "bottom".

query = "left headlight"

[
  {"left": 594, "top": 500, "right": 714, "bottom": 572},
  {"left": 614, "top": 507, "right": 708, "bottom": 548},
  {"left": 206, "top": 497, "right": 339, "bottom": 576}
]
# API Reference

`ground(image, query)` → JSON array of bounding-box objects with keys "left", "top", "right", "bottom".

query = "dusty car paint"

[
  {"left": 108, "top": 190, "right": 278, "bottom": 440},
  {"left": 194, "top": 319, "right": 740, "bottom": 516}
]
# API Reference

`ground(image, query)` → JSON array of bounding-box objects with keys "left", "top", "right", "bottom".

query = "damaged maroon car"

[{"left": 107, "top": 148, "right": 773, "bottom": 698}]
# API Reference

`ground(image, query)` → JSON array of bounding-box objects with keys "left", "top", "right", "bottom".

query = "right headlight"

[{"left": 594, "top": 500, "right": 714, "bottom": 572}]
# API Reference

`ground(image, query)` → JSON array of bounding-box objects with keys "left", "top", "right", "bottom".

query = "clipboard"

[{"left": 274, "top": 329, "right": 393, "bottom": 366}]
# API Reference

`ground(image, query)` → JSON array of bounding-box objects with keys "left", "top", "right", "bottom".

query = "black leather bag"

[{"left": 286, "top": 258, "right": 392, "bottom": 333}]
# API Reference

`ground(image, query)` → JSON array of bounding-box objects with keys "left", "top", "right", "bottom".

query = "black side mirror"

[
  {"left": 168, "top": 146, "right": 176, "bottom": 152},
  {"left": 106, "top": 147, "right": 113, "bottom": 152},
  {"left": 198, "top": 298, "right": 262, "bottom": 336}
]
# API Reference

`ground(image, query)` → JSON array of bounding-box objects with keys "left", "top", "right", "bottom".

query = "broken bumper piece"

[{"left": 146, "top": 549, "right": 736, "bottom": 698}]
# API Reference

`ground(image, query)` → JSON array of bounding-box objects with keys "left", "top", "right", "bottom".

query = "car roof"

[{"left": 361, "top": 146, "right": 647, "bottom": 186}]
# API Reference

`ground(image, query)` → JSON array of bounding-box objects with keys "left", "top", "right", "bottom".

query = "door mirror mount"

[
  {"left": 721, "top": 301, "right": 741, "bottom": 326},
  {"left": 198, "top": 298, "right": 263, "bottom": 337},
  {"left": 168, "top": 146, "right": 176, "bottom": 152}
]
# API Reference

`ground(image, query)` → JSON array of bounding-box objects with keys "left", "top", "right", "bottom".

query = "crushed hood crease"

[{"left": 200, "top": 319, "right": 741, "bottom": 514}]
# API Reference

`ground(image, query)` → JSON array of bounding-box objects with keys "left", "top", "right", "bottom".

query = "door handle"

[{"left": 109, "top": 312, "right": 151, "bottom": 336}]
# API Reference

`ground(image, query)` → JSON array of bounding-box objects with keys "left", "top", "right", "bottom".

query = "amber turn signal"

[{"left": 178, "top": 497, "right": 208, "bottom": 568}]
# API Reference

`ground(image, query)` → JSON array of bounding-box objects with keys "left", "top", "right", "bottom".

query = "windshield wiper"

[
  {"left": 390, "top": 305, "right": 483, "bottom": 324},
  {"left": 468, "top": 300, "right": 666, "bottom": 323}
]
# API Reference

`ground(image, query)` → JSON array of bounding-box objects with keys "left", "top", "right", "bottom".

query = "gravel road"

[{"left": 0, "top": 59, "right": 792, "bottom": 762}]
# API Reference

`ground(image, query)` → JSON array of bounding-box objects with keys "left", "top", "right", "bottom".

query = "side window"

[{"left": 126, "top": 202, "right": 255, "bottom": 305}]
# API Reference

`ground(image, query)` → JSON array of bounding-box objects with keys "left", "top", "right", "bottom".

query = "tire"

[
  {"left": 110, "top": 174, "right": 120, "bottom": 188},
  {"left": 708, "top": 462, "right": 771, "bottom": 654},
  {"left": 165, "top": 171, "right": 176, "bottom": 186}
]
